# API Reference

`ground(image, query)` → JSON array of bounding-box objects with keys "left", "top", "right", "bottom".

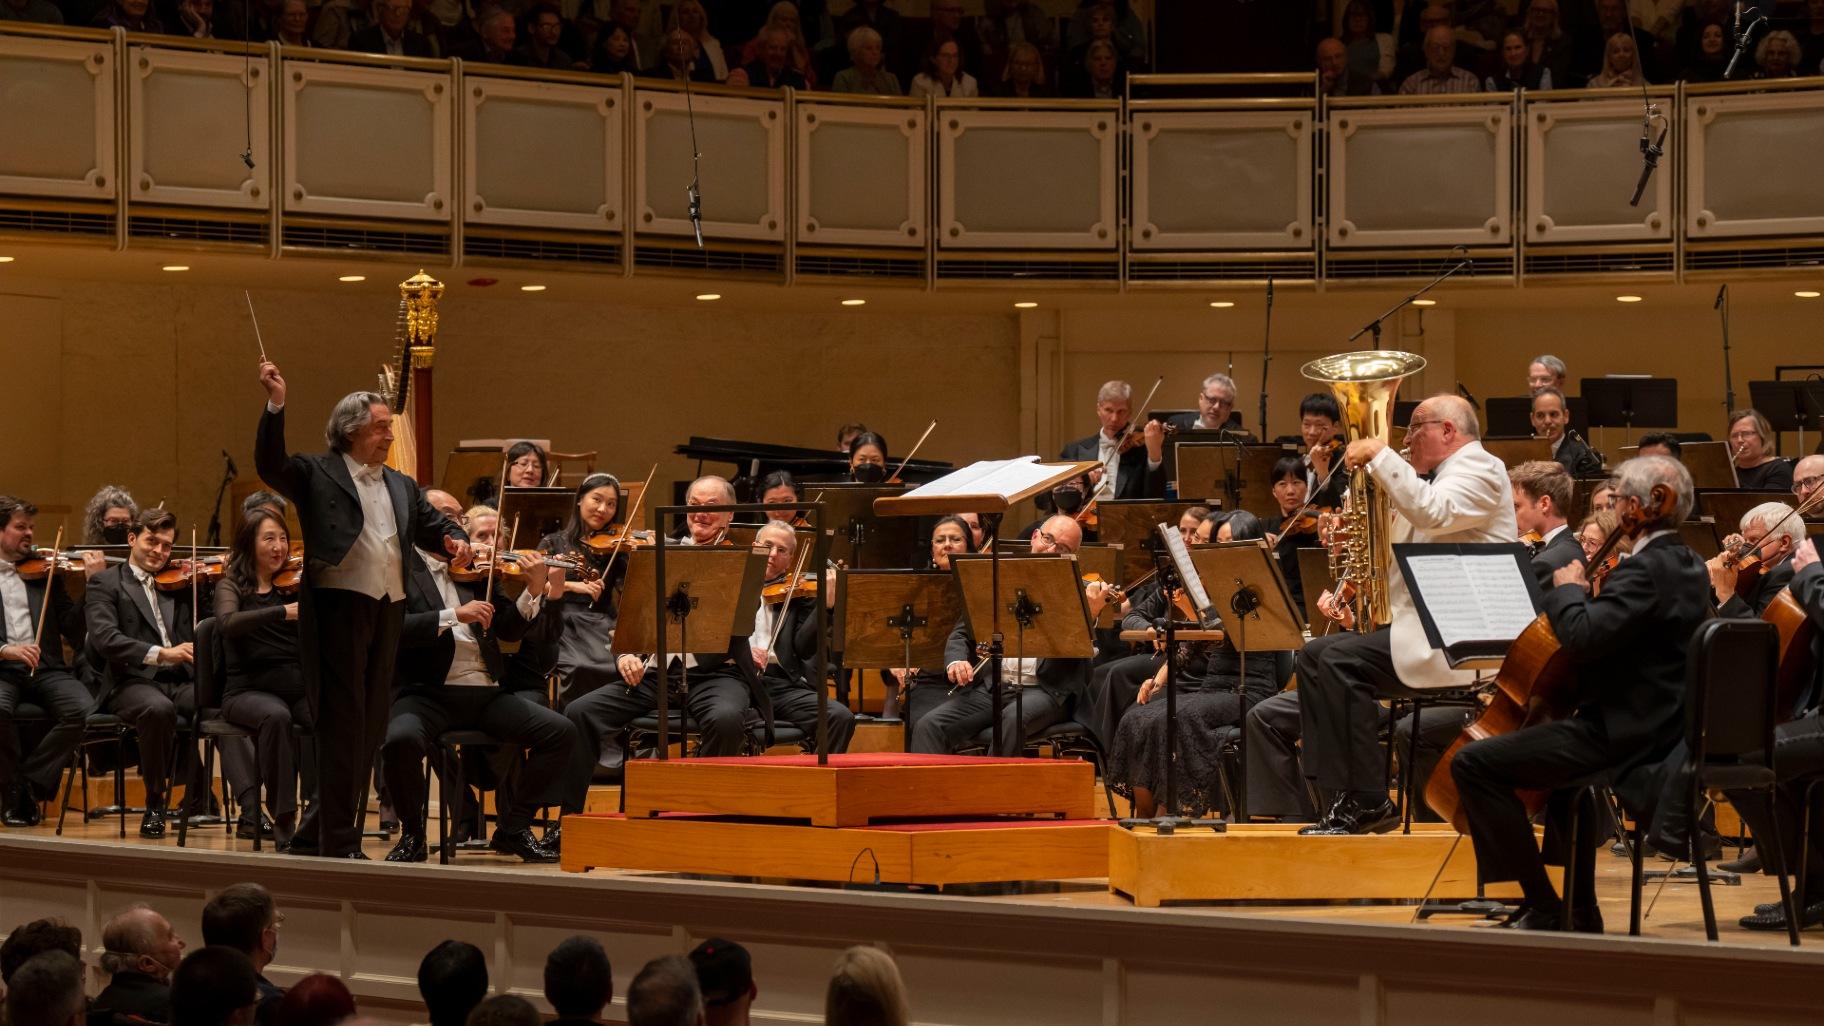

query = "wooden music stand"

[
  {"left": 1678, "top": 518, "right": 1721, "bottom": 560},
  {"left": 1479, "top": 437, "right": 1553, "bottom": 469},
  {"left": 952, "top": 553, "right": 1094, "bottom": 754},
  {"left": 1614, "top": 441, "right": 1737, "bottom": 489},
  {"left": 1096, "top": 498, "right": 1219, "bottom": 585},
  {"left": 811, "top": 482, "right": 914, "bottom": 569},
  {"left": 1295, "top": 547, "right": 1336, "bottom": 633},
  {"left": 442, "top": 446, "right": 512, "bottom": 509},
  {"left": 1697, "top": 490, "right": 1794, "bottom": 537},
  {"left": 834, "top": 569, "right": 963, "bottom": 730},
  {"left": 497, "top": 487, "right": 571, "bottom": 544},
  {"left": 1173, "top": 442, "right": 1292, "bottom": 517}
]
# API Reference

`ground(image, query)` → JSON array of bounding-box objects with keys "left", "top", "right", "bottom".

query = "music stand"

[
  {"left": 1173, "top": 442, "right": 1290, "bottom": 516},
  {"left": 811, "top": 482, "right": 915, "bottom": 569},
  {"left": 497, "top": 487, "right": 571, "bottom": 545},
  {"left": 1696, "top": 490, "right": 1794, "bottom": 538},
  {"left": 834, "top": 570, "right": 962, "bottom": 734},
  {"left": 951, "top": 553, "right": 1094, "bottom": 755},
  {"left": 1678, "top": 518, "right": 1721, "bottom": 560},
  {"left": 1615, "top": 440, "right": 1738, "bottom": 489},
  {"left": 1478, "top": 437, "right": 1553, "bottom": 469},
  {"left": 1582, "top": 377, "right": 1677, "bottom": 448},
  {"left": 442, "top": 446, "right": 511, "bottom": 509},
  {"left": 1187, "top": 540, "right": 1307, "bottom": 822},
  {"left": 1295, "top": 546, "right": 1336, "bottom": 632},
  {"left": 1485, "top": 396, "right": 1591, "bottom": 439},
  {"left": 1096, "top": 498, "right": 1216, "bottom": 585},
  {"left": 1751, "top": 379, "right": 1824, "bottom": 455}
]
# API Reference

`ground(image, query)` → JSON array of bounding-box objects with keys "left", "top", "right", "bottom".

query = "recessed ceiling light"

[
  {"left": 338, "top": 275, "right": 366, "bottom": 283},
  {"left": 0, "top": 256, "right": 14, "bottom": 263},
  {"left": 520, "top": 284, "right": 546, "bottom": 292},
  {"left": 840, "top": 298, "right": 866, "bottom": 306},
  {"left": 1412, "top": 298, "right": 1437, "bottom": 307},
  {"left": 1209, "top": 301, "right": 1235, "bottom": 308},
  {"left": 695, "top": 293, "right": 721, "bottom": 301},
  {"left": 1615, "top": 294, "right": 1643, "bottom": 303},
  {"left": 1796, "top": 290, "right": 1821, "bottom": 299},
  {"left": 1013, "top": 301, "right": 1038, "bottom": 309},
  {"left": 162, "top": 264, "right": 190, "bottom": 272}
]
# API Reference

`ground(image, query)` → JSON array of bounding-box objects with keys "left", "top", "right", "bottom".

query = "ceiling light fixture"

[
  {"left": 520, "top": 284, "right": 547, "bottom": 292},
  {"left": 1795, "top": 290, "right": 1821, "bottom": 299},
  {"left": 0, "top": 256, "right": 14, "bottom": 263},
  {"left": 696, "top": 293, "right": 721, "bottom": 301},
  {"left": 162, "top": 264, "right": 190, "bottom": 272},
  {"left": 840, "top": 298, "right": 866, "bottom": 306},
  {"left": 1412, "top": 299, "right": 1437, "bottom": 307},
  {"left": 1013, "top": 301, "right": 1038, "bottom": 309},
  {"left": 338, "top": 275, "right": 366, "bottom": 283},
  {"left": 1615, "top": 295, "right": 1643, "bottom": 303},
  {"left": 1209, "top": 301, "right": 1235, "bottom": 308}
]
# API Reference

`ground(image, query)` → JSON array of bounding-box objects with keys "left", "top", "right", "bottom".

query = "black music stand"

[
  {"left": 1486, "top": 396, "right": 1590, "bottom": 439},
  {"left": 1096, "top": 498, "right": 1217, "bottom": 585},
  {"left": 1679, "top": 518, "right": 1721, "bottom": 560},
  {"left": 1174, "top": 442, "right": 1290, "bottom": 516},
  {"left": 1295, "top": 546, "right": 1336, "bottom": 632},
  {"left": 951, "top": 553, "right": 1093, "bottom": 756},
  {"left": 1583, "top": 377, "right": 1677, "bottom": 448},
  {"left": 618, "top": 543, "right": 766, "bottom": 761},
  {"left": 811, "top": 483, "right": 914, "bottom": 569},
  {"left": 834, "top": 570, "right": 962, "bottom": 733},
  {"left": 1696, "top": 490, "right": 1794, "bottom": 539},
  {"left": 1751, "top": 379, "right": 1824, "bottom": 455},
  {"left": 497, "top": 487, "right": 572, "bottom": 546}
]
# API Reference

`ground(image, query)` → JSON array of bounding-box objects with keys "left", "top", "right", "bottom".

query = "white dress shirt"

[
  {"left": 316, "top": 453, "right": 406, "bottom": 601},
  {"left": 0, "top": 559, "right": 32, "bottom": 648},
  {"left": 1092, "top": 429, "right": 1162, "bottom": 500},
  {"left": 421, "top": 552, "right": 543, "bottom": 687},
  {"left": 127, "top": 562, "right": 174, "bottom": 664}
]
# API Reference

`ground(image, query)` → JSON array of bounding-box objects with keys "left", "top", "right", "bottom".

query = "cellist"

[{"left": 1450, "top": 456, "right": 1709, "bottom": 932}]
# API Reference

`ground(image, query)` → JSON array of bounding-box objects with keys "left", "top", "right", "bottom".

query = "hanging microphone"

[
  {"left": 1723, "top": 1, "right": 1765, "bottom": 79},
  {"left": 687, "top": 179, "right": 703, "bottom": 249},
  {"left": 1629, "top": 98, "right": 1668, "bottom": 207},
  {"left": 1714, "top": 283, "right": 1728, "bottom": 310},
  {"left": 221, "top": 449, "right": 238, "bottom": 478}
]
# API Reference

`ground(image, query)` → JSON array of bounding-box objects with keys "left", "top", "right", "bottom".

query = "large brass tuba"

[{"left": 1300, "top": 350, "right": 1427, "bottom": 630}]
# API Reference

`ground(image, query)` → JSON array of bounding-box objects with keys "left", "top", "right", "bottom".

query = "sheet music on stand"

[
  {"left": 1157, "top": 523, "right": 1219, "bottom": 627},
  {"left": 1393, "top": 543, "right": 1542, "bottom": 668}
]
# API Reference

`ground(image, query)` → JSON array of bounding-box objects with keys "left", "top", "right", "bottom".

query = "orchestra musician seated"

[
  {"left": 888, "top": 516, "right": 975, "bottom": 734},
  {"left": 1297, "top": 392, "right": 1346, "bottom": 508},
  {"left": 1168, "top": 373, "right": 1250, "bottom": 437},
  {"left": 756, "top": 470, "right": 808, "bottom": 526},
  {"left": 1730, "top": 409, "right": 1795, "bottom": 492},
  {"left": 835, "top": 422, "right": 869, "bottom": 455},
  {"left": 1532, "top": 388, "right": 1602, "bottom": 479},
  {"left": 847, "top": 433, "right": 891, "bottom": 484},
  {"left": 1793, "top": 455, "right": 1823, "bottom": 506},
  {"left": 957, "top": 510, "right": 1000, "bottom": 554},
  {"left": 1635, "top": 432, "right": 1681, "bottom": 460},
  {"left": 0, "top": 496, "right": 99, "bottom": 828},
  {"left": 212, "top": 506, "right": 312, "bottom": 847},
  {"left": 1511, "top": 461, "right": 1581, "bottom": 589},
  {"left": 1453, "top": 456, "right": 1710, "bottom": 932},
  {"left": 747, "top": 522, "right": 855, "bottom": 752},
  {"left": 1709, "top": 502, "right": 1805, "bottom": 618},
  {"left": 378, "top": 489, "right": 573, "bottom": 864},
  {"left": 1589, "top": 478, "right": 1619, "bottom": 514},
  {"left": 505, "top": 441, "right": 550, "bottom": 488},
  {"left": 1262, "top": 455, "right": 1316, "bottom": 616},
  {"left": 539, "top": 474, "right": 629, "bottom": 711},
  {"left": 1527, "top": 354, "right": 1567, "bottom": 395},
  {"left": 1057, "top": 380, "right": 1166, "bottom": 501},
  {"left": 83, "top": 485, "right": 139, "bottom": 546}
]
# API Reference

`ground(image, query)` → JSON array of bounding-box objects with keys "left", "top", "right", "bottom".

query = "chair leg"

[
  {"left": 113, "top": 736, "right": 127, "bottom": 839},
  {"left": 1561, "top": 794, "right": 1582, "bottom": 933},
  {"left": 1692, "top": 777, "right": 1718, "bottom": 942},
  {"left": 251, "top": 753, "right": 263, "bottom": 855},
  {"left": 1763, "top": 787, "right": 1800, "bottom": 947},
  {"left": 1402, "top": 702, "right": 1422, "bottom": 835},
  {"left": 1629, "top": 825, "right": 1645, "bottom": 936},
  {"left": 1799, "top": 780, "right": 1820, "bottom": 933},
  {"left": 54, "top": 746, "right": 78, "bottom": 837}
]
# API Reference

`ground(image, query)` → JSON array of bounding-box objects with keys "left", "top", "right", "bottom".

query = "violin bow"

[
  {"left": 888, "top": 420, "right": 938, "bottom": 483},
  {"left": 481, "top": 513, "right": 519, "bottom": 638},
  {"left": 28, "top": 524, "right": 64, "bottom": 679},
  {"left": 1726, "top": 487, "right": 1824, "bottom": 566},
  {"left": 760, "top": 533, "right": 816, "bottom": 664},
  {"left": 601, "top": 464, "right": 659, "bottom": 580},
  {"left": 190, "top": 527, "right": 200, "bottom": 633},
  {"left": 1275, "top": 451, "right": 1350, "bottom": 540},
  {"left": 1113, "top": 375, "right": 1166, "bottom": 455}
]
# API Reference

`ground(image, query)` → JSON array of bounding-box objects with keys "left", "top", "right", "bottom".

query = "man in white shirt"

[
  {"left": 747, "top": 522, "right": 854, "bottom": 753},
  {"left": 1057, "top": 380, "right": 1166, "bottom": 501}
]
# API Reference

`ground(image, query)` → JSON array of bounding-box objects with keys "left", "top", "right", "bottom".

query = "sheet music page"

[
  {"left": 898, "top": 456, "right": 1080, "bottom": 501},
  {"left": 1158, "top": 524, "right": 1214, "bottom": 613},
  {"left": 1460, "top": 554, "right": 1539, "bottom": 641},
  {"left": 1402, "top": 555, "right": 1493, "bottom": 648}
]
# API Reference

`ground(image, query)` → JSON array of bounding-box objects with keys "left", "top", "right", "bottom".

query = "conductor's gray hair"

[
  {"left": 325, "top": 391, "right": 387, "bottom": 452},
  {"left": 1614, "top": 455, "right": 1694, "bottom": 526}
]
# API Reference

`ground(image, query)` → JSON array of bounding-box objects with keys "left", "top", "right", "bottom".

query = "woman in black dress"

[
  {"left": 214, "top": 507, "right": 312, "bottom": 846},
  {"left": 887, "top": 516, "right": 976, "bottom": 733},
  {"left": 538, "top": 473, "right": 629, "bottom": 706},
  {"left": 1262, "top": 455, "right": 1317, "bottom": 617}
]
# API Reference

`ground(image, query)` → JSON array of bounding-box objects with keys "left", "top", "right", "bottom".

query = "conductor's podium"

[{"left": 560, "top": 753, "right": 1111, "bottom": 886}]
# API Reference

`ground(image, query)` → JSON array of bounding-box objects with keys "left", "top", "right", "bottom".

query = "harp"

[{"left": 380, "top": 270, "right": 443, "bottom": 485}]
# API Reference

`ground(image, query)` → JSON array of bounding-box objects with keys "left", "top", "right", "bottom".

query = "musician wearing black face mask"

[
  {"left": 1019, "top": 474, "right": 1099, "bottom": 543},
  {"left": 848, "top": 432, "right": 890, "bottom": 484},
  {"left": 84, "top": 485, "right": 140, "bottom": 546}
]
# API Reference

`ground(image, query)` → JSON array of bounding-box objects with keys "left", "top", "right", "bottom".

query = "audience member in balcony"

[
  {"left": 1797, "top": 0, "right": 1824, "bottom": 76},
  {"left": 0, "top": 0, "right": 63, "bottom": 27},
  {"left": 1338, "top": 0, "right": 1393, "bottom": 86},
  {"left": 1678, "top": 19, "right": 1729, "bottom": 81},
  {"left": 1066, "top": 0, "right": 1144, "bottom": 69},
  {"left": 518, "top": 6, "right": 579, "bottom": 68},
  {"left": 736, "top": 2, "right": 817, "bottom": 88},
  {"left": 591, "top": 21, "right": 639, "bottom": 74},
  {"left": 1318, "top": 36, "right": 1377, "bottom": 96},
  {"left": 1391, "top": 2, "right": 1450, "bottom": 83},
  {"left": 1576, "top": 0, "right": 1658, "bottom": 84},
  {"left": 734, "top": 25, "right": 807, "bottom": 89},
  {"left": 977, "top": 0, "right": 1055, "bottom": 91},
  {"left": 833, "top": 25, "right": 903, "bottom": 94},
  {"left": 350, "top": 0, "right": 435, "bottom": 58},
  {"left": 91, "top": 0, "right": 165, "bottom": 34},
  {"left": 467, "top": 7, "right": 531, "bottom": 64},
  {"left": 1487, "top": 29, "right": 1553, "bottom": 89},
  {"left": 1063, "top": 38, "right": 1123, "bottom": 98},
  {"left": 309, "top": 0, "right": 368, "bottom": 49},
  {"left": 644, "top": 26, "right": 717, "bottom": 82},
  {"left": 833, "top": 0, "right": 904, "bottom": 83},
  {"left": 1672, "top": 0, "right": 1728, "bottom": 71},
  {"left": 669, "top": 0, "right": 727, "bottom": 80},
  {"left": 1067, "top": 2, "right": 1144, "bottom": 79},
  {"left": 1517, "top": 0, "right": 1576, "bottom": 88},
  {"left": 905, "top": 0, "right": 980, "bottom": 82},
  {"left": 273, "top": 0, "right": 311, "bottom": 46},
  {"left": 1753, "top": 30, "right": 1804, "bottom": 78},
  {"left": 1397, "top": 24, "right": 1480, "bottom": 93},
  {"left": 1585, "top": 31, "right": 1647, "bottom": 87},
  {"left": 910, "top": 39, "right": 978, "bottom": 97},
  {"left": 171, "top": 0, "right": 214, "bottom": 38},
  {"left": 996, "top": 39, "right": 1051, "bottom": 97}
]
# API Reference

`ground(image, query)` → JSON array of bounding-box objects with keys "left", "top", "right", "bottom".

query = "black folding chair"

[{"left": 178, "top": 617, "right": 263, "bottom": 851}]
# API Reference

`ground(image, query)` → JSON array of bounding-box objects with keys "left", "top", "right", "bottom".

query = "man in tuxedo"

[
  {"left": 747, "top": 522, "right": 854, "bottom": 753},
  {"left": 1166, "top": 372, "right": 1251, "bottom": 438},
  {"left": 1711, "top": 501, "right": 1804, "bottom": 619},
  {"left": 1511, "top": 460, "right": 1581, "bottom": 590},
  {"left": 254, "top": 361, "right": 469, "bottom": 858},
  {"left": 1295, "top": 394, "right": 1517, "bottom": 835},
  {"left": 1454, "top": 456, "right": 1709, "bottom": 932},
  {"left": 1532, "top": 387, "right": 1602, "bottom": 479},
  {"left": 1058, "top": 379, "right": 1166, "bottom": 501},
  {"left": 379, "top": 489, "right": 572, "bottom": 864},
  {"left": 0, "top": 496, "right": 97, "bottom": 828}
]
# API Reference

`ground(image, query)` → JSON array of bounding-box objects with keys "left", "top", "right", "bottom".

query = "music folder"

[{"left": 1392, "top": 542, "right": 1543, "bottom": 668}]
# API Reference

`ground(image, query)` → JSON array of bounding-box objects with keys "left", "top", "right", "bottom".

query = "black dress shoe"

[
  {"left": 1721, "top": 848, "right": 1763, "bottom": 874},
  {"left": 490, "top": 828, "right": 559, "bottom": 863},
  {"left": 386, "top": 834, "right": 428, "bottom": 863},
  {"left": 236, "top": 813, "right": 275, "bottom": 841},
  {"left": 139, "top": 807, "right": 167, "bottom": 839},
  {"left": 1740, "top": 898, "right": 1824, "bottom": 931},
  {"left": 542, "top": 826, "right": 561, "bottom": 854},
  {"left": 338, "top": 850, "right": 372, "bottom": 860},
  {"left": 1302, "top": 796, "right": 1399, "bottom": 836},
  {"left": 1502, "top": 904, "right": 1604, "bottom": 933},
  {"left": 3, "top": 787, "right": 41, "bottom": 827},
  {"left": 1298, "top": 795, "right": 1348, "bottom": 836},
  {"left": 281, "top": 836, "right": 319, "bottom": 856}
]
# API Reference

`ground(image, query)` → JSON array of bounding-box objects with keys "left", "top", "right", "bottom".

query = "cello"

[{"left": 1424, "top": 482, "right": 1676, "bottom": 832}]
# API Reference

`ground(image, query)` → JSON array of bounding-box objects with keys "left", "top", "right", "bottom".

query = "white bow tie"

[{"left": 354, "top": 465, "right": 383, "bottom": 484}]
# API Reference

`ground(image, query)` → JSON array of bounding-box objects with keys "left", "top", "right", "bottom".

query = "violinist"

[
  {"left": 82, "top": 485, "right": 139, "bottom": 546},
  {"left": 0, "top": 496, "right": 97, "bottom": 828},
  {"left": 1452, "top": 456, "right": 1709, "bottom": 932},
  {"left": 1635, "top": 432, "right": 1681, "bottom": 460},
  {"left": 1709, "top": 502, "right": 1804, "bottom": 617},
  {"left": 1177, "top": 506, "right": 1211, "bottom": 535},
  {"left": 848, "top": 432, "right": 890, "bottom": 484},
  {"left": 1729, "top": 408, "right": 1794, "bottom": 492},
  {"left": 1168, "top": 373, "right": 1251, "bottom": 438},
  {"left": 887, "top": 516, "right": 975, "bottom": 734},
  {"left": 1792, "top": 454, "right": 1824, "bottom": 506},
  {"left": 1057, "top": 380, "right": 1166, "bottom": 500},
  {"left": 1296, "top": 392, "right": 1346, "bottom": 508},
  {"left": 1027, "top": 473, "right": 1097, "bottom": 542},
  {"left": 1532, "top": 388, "right": 1602, "bottom": 479},
  {"left": 1510, "top": 460, "right": 1581, "bottom": 590},
  {"left": 505, "top": 441, "right": 550, "bottom": 488},
  {"left": 835, "top": 422, "right": 869, "bottom": 454},
  {"left": 747, "top": 522, "right": 854, "bottom": 752},
  {"left": 379, "top": 489, "right": 570, "bottom": 864},
  {"left": 957, "top": 511, "right": 1000, "bottom": 554},
  {"left": 757, "top": 470, "right": 807, "bottom": 526},
  {"left": 240, "top": 489, "right": 288, "bottom": 523},
  {"left": 1261, "top": 456, "right": 1316, "bottom": 616},
  {"left": 213, "top": 506, "right": 310, "bottom": 846},
  {"left": 537, "top": 473, "right": 631, "bottom": 707}
]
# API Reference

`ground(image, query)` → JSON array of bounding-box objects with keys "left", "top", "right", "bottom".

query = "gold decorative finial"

[{"left": 399, "top": 270, "right": 444, "bottom": 366}]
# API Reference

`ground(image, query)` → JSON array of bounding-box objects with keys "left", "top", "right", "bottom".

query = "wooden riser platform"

[
  {"left": 561, "top": 812, "right": 1111, "bottom": 885},
  {"left": 623, "top": 753, "right": 1096, "bottom": 827},
  {"left": 1109, "top": 823, "right": 1552, "bottom": 907}
]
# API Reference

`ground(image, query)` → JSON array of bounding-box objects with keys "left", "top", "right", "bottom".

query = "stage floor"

[{"left": 23, "top": 807, "right": 1808, "bottom": 951}]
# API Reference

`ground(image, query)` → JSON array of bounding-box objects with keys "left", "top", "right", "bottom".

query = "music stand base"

[
  {"left": 1415, "top": 897, "right": 1511, "bottom": 921},
  {"left": 1117, "top": 815, "right": 1228, "bottom": 834}
]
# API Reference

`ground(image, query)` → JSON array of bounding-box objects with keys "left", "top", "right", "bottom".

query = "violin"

[
  {"left": 761, "top": 576, "right": 819, "bottom": 605},
  {"left": 580, "top": 525, "right": 655, "bottom": 555},
  {"left": 14, "top": 548, "right": 123, "bottom": 579},
  {"left": 154, "top": 554, "right": 226, "bottom": 591},
  {"left": 1519, "top": 529, "right": 1544, "bottom": 550},
  {"left": 273, "top": 553, "right": 304, "bottom": 595},
  {"left": 1115, "top": 419, "right": 1177, "bottom": 455},
  {"left": 1081, "top": 572, "right": 1125, "bottom": 603},
  {"left": 1282, "top": 505, "right": 1337, "bottom": 537},
  {"left": 450, "top": 550, "right": 597, "bottom": 584}
]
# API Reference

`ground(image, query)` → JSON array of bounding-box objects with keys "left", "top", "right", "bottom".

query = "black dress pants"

[
  {"left": 310, "top": 588, "right": 405, "bottom": 856},
  {"left": 220, "top": 689, "right": 314, "bottom": 817},
  {"left": 1245, "top": 690, "right": 1315, "bottom": 819},
  {"left": 1296, "top": 628, "right": 1399, "bottom": 794},
  {"left": 762, "top": 673, "right": 855, "bottom": 753},
  {"left": 1725, "top": 710, "right": 1824, "bottom": 899},
  {"left": 908, "top": 683, "right": 1071, "bottom": 756},
  {"left": 106, "top": 678, "right": 195, "bottom": 804},
  {"left": 0, "top": 668, "right": 91, "bottom": 799},
  {"left": 382, "top": 685, "right": 576, "bottom": 834},
  {"left": 1079, "top": 652, "right": 1160, "bottom": 753}
]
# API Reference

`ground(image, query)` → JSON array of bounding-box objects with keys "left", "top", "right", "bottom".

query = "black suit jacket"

[
  {"left": 1718, "top": 557, "right": 1794, "bottom": 620},
  {"left": 1528, "top": 525, "right": 1584, "bottom": 592},
  {"left": 764, "top": 595, "right": 822, "bottom": 687},
  {"left": 1553, "top": 433, "right": 1604, "bottom": 479},
  {"left": 92, "top": 970, "right": 171, "bottom": 1024},
  {"left": 1058, "top": 432, "right": 1165, "bottom": 499},
  {"left": 84, "top": 564, "right": 195, "bottom": 700},
  {"left": 348, "top": 24, "right": 434, "bottom": 57},
  {"left": 1, "top": 571, "right": 85, "bottom": 679},
  {"left": 1791, "top": 562, "right": 1824, "bottom": 716},
  {"left": 944, "top": 611, "right": 1087, "bottom": 701},
  {"left": 1542, "top": 532, "right": 1709, "bottom": 807},
  {"left": 395, "top": 562, "right": 536, "bottom": 691}
]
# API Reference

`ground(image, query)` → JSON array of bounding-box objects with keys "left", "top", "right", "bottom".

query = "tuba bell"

[{"left": 1300, "top": 349, "right": 1428, "bottom": 630}]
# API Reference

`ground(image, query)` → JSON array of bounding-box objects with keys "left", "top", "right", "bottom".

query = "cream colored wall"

[{"left": 3, "top": 280, "right": 1020, "bottom": 529}]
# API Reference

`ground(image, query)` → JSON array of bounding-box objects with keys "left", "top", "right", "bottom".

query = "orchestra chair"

[
  {"left": 9, "top": 702, "right": 47, "bottom": 820},
  {"left": 1388, "top": 684, "right": 1485, "bottom": 834},
  {"left": 54, "top": 712, "right": 136, "bottom": 839},
  {"left": 178, "top": 617, "right": 261, "bottom": 851}
]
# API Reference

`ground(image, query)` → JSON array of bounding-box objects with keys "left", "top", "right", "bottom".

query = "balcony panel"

[
  {"left": 0, "top": 35, "right": 115, "bottom": 199},
  {"left": 1523, "top": 96, "right": 1670, "bottom": 243},
  {"left": 465, "top": 75, "right": 622, "bottom": 231},
  {"left": 1131, "top": 109, "right": 1313, "bottom": 250},
  {"left": 1686, "top": 91, "right": 1824, "bottom": 239},
  {"left": 129, "top": 45, "right": 271, "bottom": 209},
  {"left": 796, "top": 101, "right": 925, "bottom": 247},
  {"left": 283, "top": 61, "right": 452, "bottom": 221},
  {"left": 635, "top": 89, "right": 783, "bottom": 241},
  {"left": 938, "top": 107, "right": 1117, "bottom": 250},
  {"left": 1328, "top": 104, "right": 1512, "bottom": 248}
]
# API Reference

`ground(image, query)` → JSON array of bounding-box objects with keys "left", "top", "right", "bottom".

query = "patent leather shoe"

[
  {"left": 139, "top": 807, "right": 167, "bottom": 839},
  {"left": 386, "top": 833, "right": 428, "bottom": 863},
  {"left": 490, "top": 828, "right": 559, "bottom": 863}
]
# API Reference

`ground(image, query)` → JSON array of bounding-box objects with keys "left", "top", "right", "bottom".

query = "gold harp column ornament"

[
  {"left": 393, "top": 269, "right": 444, "bottom": 485},
  {"left": 400, "top": 269, "right": 444, "bottom": 368}
]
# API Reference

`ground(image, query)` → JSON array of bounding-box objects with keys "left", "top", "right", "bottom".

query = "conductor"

[{"left": 255, "top": 361, "right": 470, "bottom": 857}]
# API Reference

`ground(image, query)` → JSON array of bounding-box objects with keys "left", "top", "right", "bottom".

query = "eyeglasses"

[
  {"left": 267, "top": 913, "right": 286, "bottom": 931},
  {"left": 1795, "top": 476, "right": 1823, "bottom": 496},
  {"left": 1199, "top": 393, "right": 1231, "bottom": 405},
  {"left": 1406, "top": 418, "right": 1443, "bottom": 433}
]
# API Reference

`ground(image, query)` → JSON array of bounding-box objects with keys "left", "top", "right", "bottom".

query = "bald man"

[
  {"left": 1794, "top": 454, "right": 1824, "bottom": 507},
  {"left": 1292, "top": 394, "right": 1517, "bottom": 834},
  {"left": 94, "top": 906, "right": 186, "bottom": 1022}
]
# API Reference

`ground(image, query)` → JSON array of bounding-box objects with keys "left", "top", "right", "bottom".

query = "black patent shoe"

[
  {"left": 139, "top": 807, "right": 167, "bottom": 839},
  {"left": 489, "top": 828, "right": 559, "bottom": 863},
  {"left": 385, "top": 833, "right": 428, "bottom": 863}
]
